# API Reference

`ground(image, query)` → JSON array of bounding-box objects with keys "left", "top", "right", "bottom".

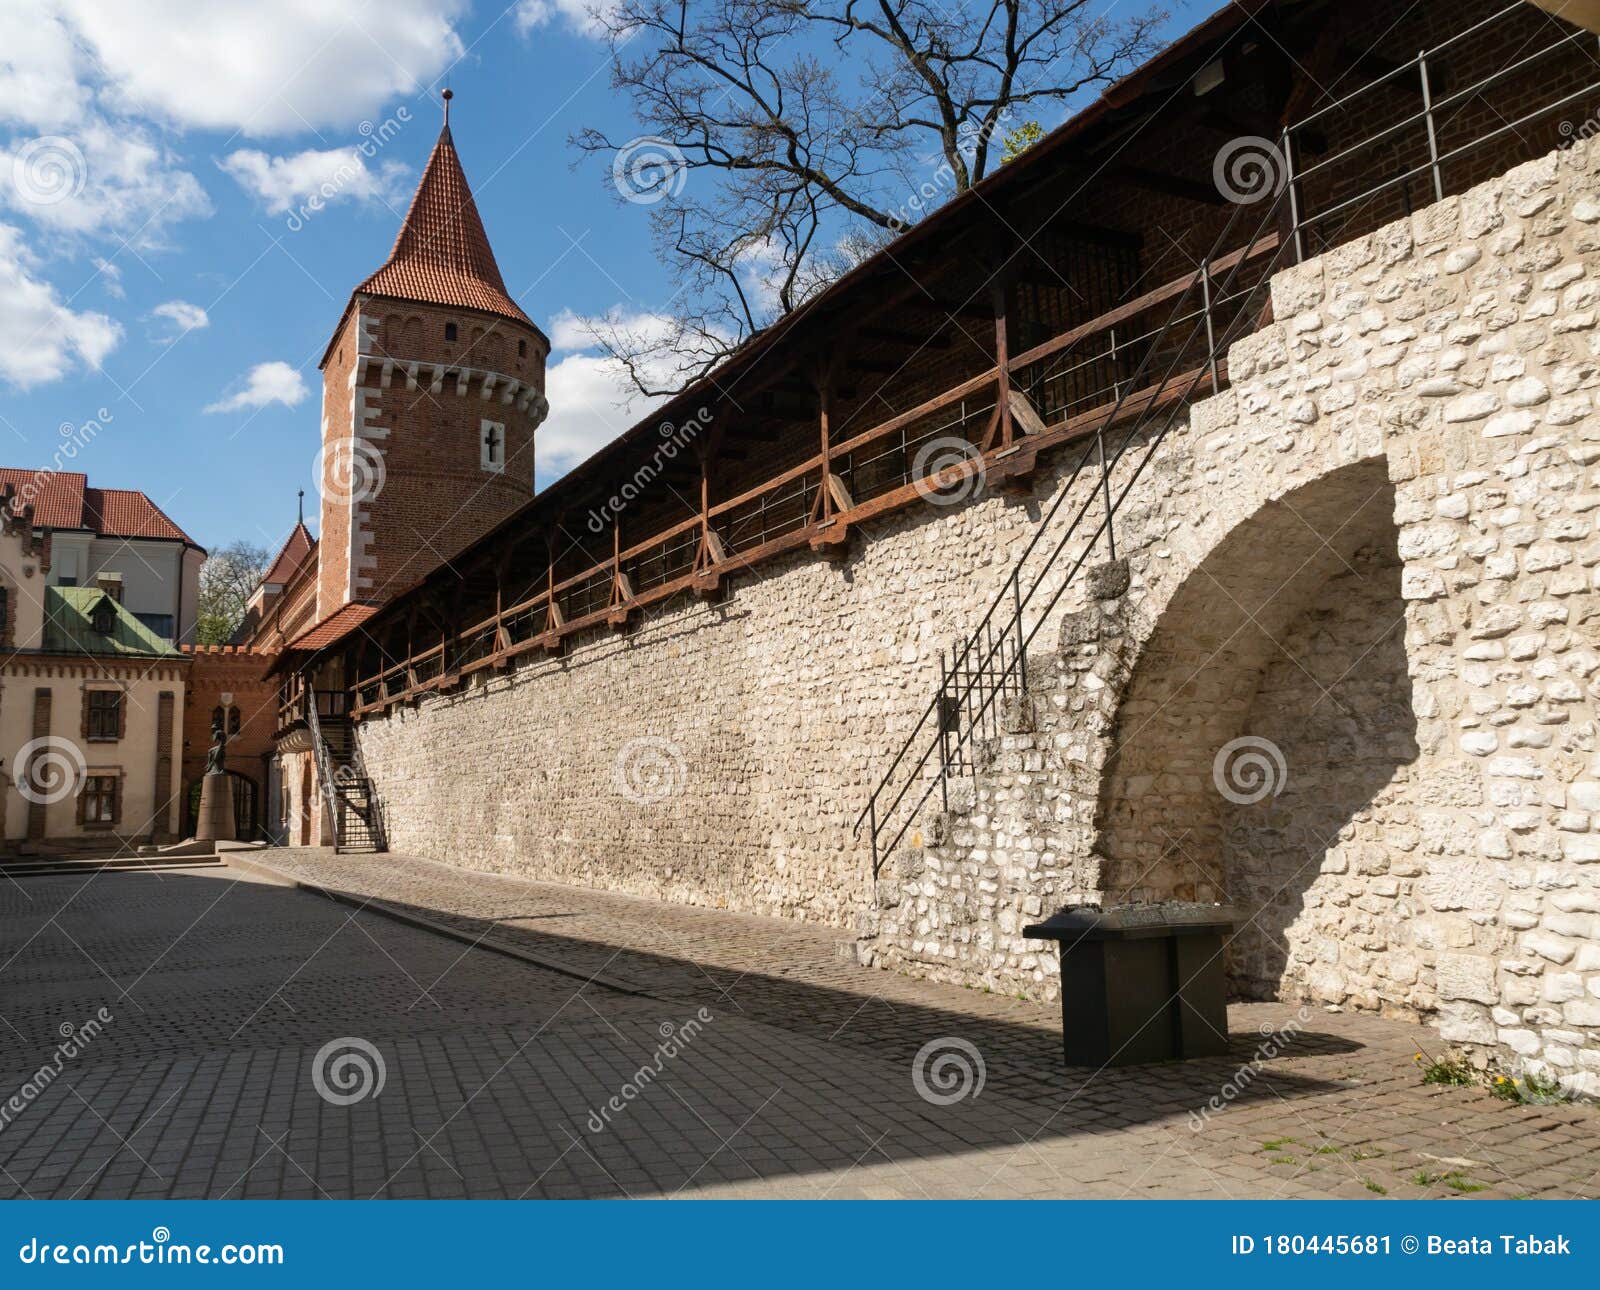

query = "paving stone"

[{"left": 0, "top": 862, "right": 1592, "bottom": 1199}]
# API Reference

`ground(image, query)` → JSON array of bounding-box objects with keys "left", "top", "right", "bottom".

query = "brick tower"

[{"left": 316, "top": 91, "right": 549, "bottom": 618}]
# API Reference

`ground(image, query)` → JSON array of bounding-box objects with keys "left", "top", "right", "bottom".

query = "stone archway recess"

[{"left": 1094, "top": 457, "right": 1425, "bottom": 1010}]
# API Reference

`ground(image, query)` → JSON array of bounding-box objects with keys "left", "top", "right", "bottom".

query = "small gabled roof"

[
  {"left": 42, "top": 586, "right": 184, "bottom": 657},
  {"left": 286, "top": 602, "right": 379, "bottom": 653},
  {"left": 261, "top": 522, "right": 316, "bottom": 587}
]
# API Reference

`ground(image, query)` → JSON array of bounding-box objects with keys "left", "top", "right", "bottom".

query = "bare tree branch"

[{"left": 572, "top": 0, "right": 1167, "bottom": 393}]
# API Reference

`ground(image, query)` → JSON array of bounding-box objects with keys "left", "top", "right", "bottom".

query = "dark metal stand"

[{"left": 1025, "top": 906, "right": 1237, "bottom": 1067}]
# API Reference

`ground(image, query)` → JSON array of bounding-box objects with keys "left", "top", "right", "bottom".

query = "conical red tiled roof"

[{"left": 353, "top": 123, "right": 533, "bottom": 330}]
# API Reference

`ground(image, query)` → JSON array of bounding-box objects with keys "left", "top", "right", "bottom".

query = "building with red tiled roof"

[
  {"left": 306, "top": 96, "right": 549, "bottom": 624},
  {"left": 240, "top": 96, "right": 549, "bottom": 847},
  {"left": 324, "top": 106, "right": 542, "bottom": 356},
  {"left": 0, "top": 466, "right": 205, "bottom": 647},
  {"left": 233, "top": 519, "right": 318, "bottom": 651},
  {"left": 0, "top": 482, "right": 192, "bottom": 851},
  {"left": 0, "top": 469, "right": 196, "bottom": 544}
]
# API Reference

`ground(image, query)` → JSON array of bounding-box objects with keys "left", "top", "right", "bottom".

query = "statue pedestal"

[{"left": 195, "top": 772, "right": 236, "bottom": 844}]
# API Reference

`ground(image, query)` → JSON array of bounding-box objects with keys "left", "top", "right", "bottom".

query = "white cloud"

[
  {"left": 0, "top": 222, "right": 120, "bottom": 387},
  {"left": 204, "top": 360, "right": 308, "bottom": 413},
  {"left": 149, "top": 299, "right": 209, "bottom": 340},
  {"left": 0, "top": 3, "right": 90, "bottom": 132},
  {"left": 0, "top": 4, "right": 209, "bottom": 249},
  {"left": 540, "top": 348, "right": 662, "bottom": 480},
  {"left": 515, "top": 0, "right": 612, "bottom": 39},
  {"left": 91, "top": 256, "right": 122, "bottom": 298},
  {"left": 0, "top": 119, "right": 212, "bottom": 248},
  {"left": 58, "top": 0, "right": 467, "bottom": 136},
  {"left": 219, "top": 147, "right": 409, "bottom": 217},
  {"left": 538, "top": 307, "right": 718, "bottom": 480}
]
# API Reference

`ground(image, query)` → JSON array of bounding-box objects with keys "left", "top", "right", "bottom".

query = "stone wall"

[{"left": 356, "top": 140, "right": 1600, "bottom": 1086}]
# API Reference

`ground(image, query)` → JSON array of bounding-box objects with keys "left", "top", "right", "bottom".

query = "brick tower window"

[
  {"left": 445, "top": 322, "right": 458, "bottom": 341},
  {"left": 481, "top": 420, "right": 505, "bottom": 473},
  {"left": 518, "top": 339, "right": 527, "bottom": 357}
]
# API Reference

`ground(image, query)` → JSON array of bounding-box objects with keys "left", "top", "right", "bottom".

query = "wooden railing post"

[
  {"left": 692, "top": 433, "right": 728, "bottom": 596},
  {"left": 809, "top": 360, "right": 851, "bottom": 555},
  {"left": 992, "top": 277, "right": 1013, "bottom": 451},
  {"left": 607, "top": 520, "right": 634, "bottom": 629}
]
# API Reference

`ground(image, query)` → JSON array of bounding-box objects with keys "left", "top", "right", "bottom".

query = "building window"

[
  {"left": 81, "top": 775, "right": 118, "bottom": 826},
  {"left": 135, "top": 611, "right": 174, "bottom": 639},
  {"left": 518, "top": 339, "right": 527, "bottom": 358},
  {"left": 57, "top": 576, "right": 76, "bottom": 587},
  {"left": 228, "top": 705, "right": 241, "bottom": 735},
  {"left": 481, "top": 420, "right": 505, "bottom": 474},
  {"left": 90, "top": 596, "right": 116, "bottom": 635},
  {"left": 444, "top": 322, "right": 458, "bottom": 342},
  {"left": 86, "top": 690, "right": 122, "bottom": 741},
  {"left": 0, "top": 587, "right": 7, "bottom": 634}
]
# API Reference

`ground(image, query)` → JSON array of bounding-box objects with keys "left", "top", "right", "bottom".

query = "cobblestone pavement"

[{"left": 0, "top": 851, "right": 1593, "bottom": 1200}]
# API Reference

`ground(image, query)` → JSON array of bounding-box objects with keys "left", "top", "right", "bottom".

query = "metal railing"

[
  {"left": 1282, "top": 2, "right": 1600, "bottom": 259},
  {"left": 304, "top": 685, "right": 385, "bottom": 854},
  {"left": 854, "top": 0, "right": 1600, "bottom": 875},
  {"left": 854, "top": 185, "right": 1295, "bottom": 874}
]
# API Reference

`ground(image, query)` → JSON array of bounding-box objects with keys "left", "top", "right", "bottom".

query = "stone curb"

[{"left": 220, "top": 853, "right": 653, "bottom": 998}]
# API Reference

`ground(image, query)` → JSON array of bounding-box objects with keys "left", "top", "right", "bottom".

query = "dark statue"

[{"left": 205, "top": 716, "right": 229, "bottom": 776}]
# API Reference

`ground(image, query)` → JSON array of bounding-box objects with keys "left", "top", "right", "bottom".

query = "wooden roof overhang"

[{"left": 304, "top": 0, "right": 1348, "bottom": 704}]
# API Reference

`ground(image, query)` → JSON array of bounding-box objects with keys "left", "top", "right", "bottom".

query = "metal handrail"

[
  {"left": 856, "top": 184, "right": 1291, "bottom": 871},
  {"left": 303, "top": 686, "right": 345, "bottom": 854},
  {"left": 1288, "top": 6, "right": 1600, "bottom": 236},
  {"left": 854, "top": 0, "right": 1600, "bottom": 875}
]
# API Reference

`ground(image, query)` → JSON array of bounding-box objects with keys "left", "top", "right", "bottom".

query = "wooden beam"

[
  {"left": 858, "top": 326, "right": 953, "bottom": 349},
  {"left": 991, "top": 279, "right": 1014, "bottom": 452},
  {"left": 1008, "top": 389, "right": 1047, "bottom": 437},
  {"left": 1109, "top": 165, "right": 1227, "bottom": 206}
]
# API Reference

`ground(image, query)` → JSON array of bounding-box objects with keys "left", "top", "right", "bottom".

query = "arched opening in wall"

[{"left": 1093, "top": 458, "right": 1419, "bottom": 1006}]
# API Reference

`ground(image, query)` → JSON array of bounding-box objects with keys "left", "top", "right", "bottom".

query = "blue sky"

[{"left": 0, "top": 0, "right": 1203, "bottom": 557}]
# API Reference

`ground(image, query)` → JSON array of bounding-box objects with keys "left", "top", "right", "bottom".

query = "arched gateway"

[{"left": 1093, "top": 458, "right": 1422, "bottom": 1010}]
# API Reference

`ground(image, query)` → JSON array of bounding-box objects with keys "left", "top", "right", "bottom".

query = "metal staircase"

[
  {"left": 855, "top": 185, "right": 1295, "bottom": 877},
  {"left": 306, "top": 688, "right": 387, "bottom": 854}
]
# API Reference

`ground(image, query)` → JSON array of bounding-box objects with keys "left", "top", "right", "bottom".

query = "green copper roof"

[{"left": 42, "top": 586, "right": 182, "bottom": 657}]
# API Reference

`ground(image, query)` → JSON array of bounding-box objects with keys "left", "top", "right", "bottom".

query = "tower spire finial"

[
  {"left": 297, "top": 488, "right": 305, "bottom": 526},
  {"left": 442, "top": 87, "right": 453, "bottom": 129}
]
